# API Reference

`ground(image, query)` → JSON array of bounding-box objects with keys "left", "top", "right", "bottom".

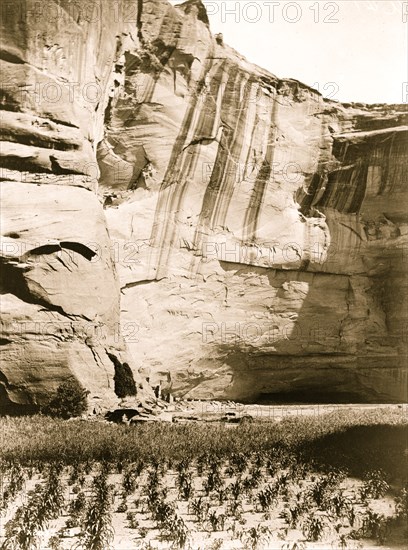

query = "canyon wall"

[
  {"left": 1, "top": 0, "right": 407, "bottom": 410},
  {"left": 0, "top": 0, "right": 136, "bottom": 412}
]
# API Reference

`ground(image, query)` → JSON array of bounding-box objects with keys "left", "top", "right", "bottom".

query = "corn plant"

[
  {"left": 151, "top": 499, "right": 175, "bottom": 525},
  {"left": 196, "top": 454, "right": 209, "bottom": 476},
  {"left": 163, "top": 514, "right": 190, "bottom": 548},
  {"left": 275, "top": 473, "right": 289, "bottom": 494},
  {"left": 190, "top": 496, "right": 209, "bottom": 523},
  {"left": 281, "top": 542, "right": 306, "bottom": 550},
  {"left": 361, "top": 509, "right": 390, "bottom": 543},
  {"left": 360, "top": 470, "right": 389, "bottom": 500},
  {"left": 68, "top": 461, "right": 84, "bottom": 486},
  {"left": 266, "top": 450, "right": 283, "bottom": 477},
  {"left": 2, "top": 485, "right": 48, "bottom": 550},
  {"left": 76, "top": 468, "right": 114, "bottom": 550},
  {"left": 307, "top": 476, "right": 332, "bottom": 508},
  {"left": 116, "top": 497, "right": 128, "bottom": 513},
  {"left": 329, "top": 490, "right": 352, "bottom": 518},
  {"left": 47, "top": 535, "right": 63, "bottom": 550},
  {"left": 302, "top": 514, "right": 328, "bottom": 541},
  {"left": 226, "top": 499, "right": 243, "bottom": 520},
  {"left": 126, "top": 511, "right": 139, "bottom": 529},
  {"left": 122, "top": 467, "right": 139, "bottom": 496},
  {"left": 239, "top": 525, "right": 271, "bottom": 550},
  {"left": 214, "top": 486, "right": 227, "bottom": 506},
  {"left": 208, "top": 539, "right": 223, "bottom": 550},
  {"left": 66, "top": 491, "right": 86, "bottom": 527},
  {"left": 347, "top": 504, "right": 358, "bottom": 527},
  {"left": 177, "top": 467, "right": 193, "bottom": 500},
  {"left": 1, "top": 500, "right": 41, "bottom": 549},
  {"left": 280, "top": 502, "right": 304, "bottom": 529},
  {"left": 137, "top": 541, "right": 155, "bottom": 550},
  {"left": 288, "top": 459, "right": 310, "bottom": 482},
  {"left": 1, "top": 464, "right": 25, "bottom": 512},
  {"left": 42, "top": 465, "right": 65, "bottom": 519},
  {"left": 395, "top": 482, "right": 408, "bottom": 524},
  {"left": 257, "top": 482, "right": 278, "bottom": 512},
  {"left": 246, "top": 464, "right": 263, "bottom": 490},
  {"left": 334, "top": 533, "right": 352, "bottom": 550},
  {"left": 228, "top": 479, "right": 244, "bottom": 502},
  {"left": 203, "top": 464, "right": 222, "bottom": 495},
  {"left": 228, "top": 453, "right": 248, "bottom": 476},
  {"left": 252, "top": 451, "right": 265, "bottom": 469},
  {"left": 2, "top": 463, "right": 66, "bottom": 550},
  {"left": 149, "top": 493, "right": 190, "bottom": 549},
  {"left": 206, "top": 511, "right": 226, "bottom": 532},
  {"left": 145, "top": 465, "right": 167, "bottom": 509}
]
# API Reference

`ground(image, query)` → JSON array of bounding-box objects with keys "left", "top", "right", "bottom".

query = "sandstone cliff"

[{"left": 1, "top": 0, "right": 407, "bottom": 410}]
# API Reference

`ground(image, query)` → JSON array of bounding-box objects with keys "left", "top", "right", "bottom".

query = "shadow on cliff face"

[
  {"left": 215, "top": 263, "right": 406, "bottom": 404},
  {"left": 212, "top": 123, "right": 408, "bottom": 405},
  {"left": 0, "top": 385, "right": 39, "bottom": 416},
  {"left": 300, "top": 424, "right": 408, "bottom": 481},
  {"left": 210, "top": 263, "right": 387, "bottom": 403}
]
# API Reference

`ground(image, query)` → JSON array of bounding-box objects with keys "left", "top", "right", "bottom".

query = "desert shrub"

[
  {"left": 113, "top": 361, "right": 136, "bottom": 398},
  {"left": 43, "top": 378, "right": 88, "bottom": 419}
]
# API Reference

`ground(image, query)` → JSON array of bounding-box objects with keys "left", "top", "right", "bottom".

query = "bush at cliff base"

[{"left": 43, "top": 378, "right": 88, "bottom": 419}]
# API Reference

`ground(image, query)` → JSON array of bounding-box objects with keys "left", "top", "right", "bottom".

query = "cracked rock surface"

[{"left": 1, "top": 0, "right": 407, "bottom": 409}]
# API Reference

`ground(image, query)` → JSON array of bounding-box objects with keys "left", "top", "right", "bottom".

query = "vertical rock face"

[
  {"left": 1, "top": 0, "right": 407, "bottom": 409},
  {"left": 0, "top": 1, "right": 135, "bottom": 411}
]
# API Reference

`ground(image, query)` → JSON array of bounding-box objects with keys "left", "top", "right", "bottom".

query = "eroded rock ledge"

[{"left": 1, "top": 0, "right": 407, "bottom": 410}]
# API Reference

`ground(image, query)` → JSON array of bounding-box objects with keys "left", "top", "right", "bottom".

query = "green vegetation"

[
  {"left": 77, "top": 467, "right": 114, "bottom": 550},
  {"left": 0, "top": 408, "right": 406, "bottom": 473},
  {"left": 0, "top": 408, "right": 406, "bottom": 549},
  {"left": 1, "top": 464, "right": 64, "bottom": 550},
  {"left": 42, "top": 379, "right": 88, "bottom": 419}
]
